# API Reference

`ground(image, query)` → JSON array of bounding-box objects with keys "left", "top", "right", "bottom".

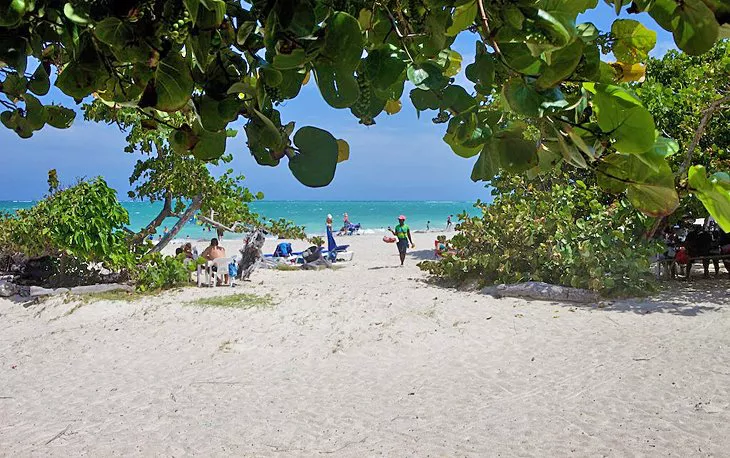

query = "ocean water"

[{"left": 0, "top": 200, "right": 475, "bottom": 239}]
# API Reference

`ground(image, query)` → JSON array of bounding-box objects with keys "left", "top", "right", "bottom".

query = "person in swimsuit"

[{"left": 388, "top": 215, "right": 414, "bottom": 266}]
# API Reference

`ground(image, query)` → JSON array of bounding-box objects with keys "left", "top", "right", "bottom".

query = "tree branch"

[
  {"left": 150, "top": 195, "right": 203, "bottom": 253},
  {"left": 476, "top": 0, "right": 501, "bottom": 55},
  {"left": 130, "top": 193, "right": 173, "bottom": 245},
  {"left": 677, "top": 94, "right": 730, "bottom": 179},
  {"left": 646, "top": 93, "right": 730, "bottom": 240}
]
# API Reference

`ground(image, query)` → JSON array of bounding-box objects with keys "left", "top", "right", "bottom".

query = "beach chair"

[
  {"left": 197, "top": 257, "right": 233, "bottom": 287},
  {"left": 325, "top": 227, "right": 353, "bottom": 262}
]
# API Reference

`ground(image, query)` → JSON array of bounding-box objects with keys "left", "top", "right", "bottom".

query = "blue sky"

[{"left": 0, "top": 4, "right": 674, "bottom": 201}]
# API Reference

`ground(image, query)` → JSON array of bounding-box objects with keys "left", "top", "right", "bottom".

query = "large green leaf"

[
  {"left": 289, "top": 126, "right": 339, "bottom": 187},
  {"left": 584, "top": 83, "right": 655, "bottom": 154},
  {"left": 597, "top": 152, "right": 679, "bottom": 216},
  {"left": 28, "top": 64, "right": 50, "bottom": 96},
  {"left": 45, "top": 105, "right": 76, "bottom": 129},
  {"left": 611, "top": 19, "right": 657, "bottom": 64},
  {"left": 465, "top": 44, "right": 495, "bottom": 94},
  {"left": 688, "top": 165, "right": 730, "bottom": 232},
  {"left": 313, "top": 63, "right": 360, "bottom": 109},
  {"left": 407, "top": 61, "right": 448, "bottom": 90},
  {"left": 471, "top": 145, "right": 501, "bottom": 182},
  {"left": 273, "top": 49, "right": 308, "bottom": 70},
  {"left": 364, "top": 45, "right": 406, "bottom": 90},
  {"left": 446, "top": 0, "right": 477, "bottom": 36},
  {"left": 497, "top": 136, "right": 538, "bottom": 173},
  {"left": 536, "top": 38, "right": 584, "bottom": 89},
  {"left": 94, "top": 17, "right": 133, "bottom": 47},
  {"left": 410, "top": 88, "right": 441, "bottom": 111},
  {"left": 502, "top": 78, "right": 542, "bottom": 117},
  {"left": 321, "top": 12, "right": 363, "bottom": 71},
  {"left": 650, "top": 0, "right": 719, "bottom": 55},
  {"left": 152, "top": 53, "right": 194, "bottom": 112}
]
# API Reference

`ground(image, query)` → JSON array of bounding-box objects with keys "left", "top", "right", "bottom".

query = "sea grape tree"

[{"left": 1, "top": 0, "right": 729, "bottom": 228}]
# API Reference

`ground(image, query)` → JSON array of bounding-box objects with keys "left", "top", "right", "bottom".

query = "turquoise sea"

[{"left": 0, "top": 200, "right": 475, "bottom": 239}]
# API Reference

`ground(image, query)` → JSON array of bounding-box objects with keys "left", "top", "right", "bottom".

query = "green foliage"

[
  {"left": 638, "top": 41, "right": 730, "bottom": 229},
  {"left": 0, "top": 177, "right": 131, "bottom": 267},
  {"left": 309, "top": 235, "right": 325, "bottom": 247},
  {"left": 419, "top": 176, "right": 660, "bottom": 296},
  {"left": 1, "top": 0, "right": 728, "bottom": 224},
  {"left": 134, "top": 252, "right": 200, "bottom": 292}
]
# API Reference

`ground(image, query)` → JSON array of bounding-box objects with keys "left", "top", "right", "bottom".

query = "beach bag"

[
  {"left": 302, "top": 246, "right": 322, "bottom": 263},
  {"left": 675, "top": 247, "right": 689, "bottom": 265},
  {"left": 273, "top": 242, "right": 293, "bottom": 257}
]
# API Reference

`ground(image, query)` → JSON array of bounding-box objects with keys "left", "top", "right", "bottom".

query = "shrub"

[
  {"left": 419, "top": 179, "right": 661, "bottom": 296},
  {"left": 134, "top": 253, "right": 201, "bottom": 292}
]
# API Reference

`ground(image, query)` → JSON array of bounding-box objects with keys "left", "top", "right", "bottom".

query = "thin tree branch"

[
  {"left": 677, "top": 94, "right": 730, "bottom": 178},
  {"left": 150, "top": 195, "right": 203, "bottom": 253},
  {"left": 476, "top": 0, "right": 501, "bottom": 55},
  {"left": 130, "top": 193, "right": 173, "bottom": 245}
]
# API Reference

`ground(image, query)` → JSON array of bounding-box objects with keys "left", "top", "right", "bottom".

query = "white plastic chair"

[{"left": 197, "top": 257, "right": 232, "bottom": 287}]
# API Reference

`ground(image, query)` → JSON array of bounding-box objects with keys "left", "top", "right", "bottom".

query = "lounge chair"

[{"left": 324, "top": 227, "right": 353, "bottom": 261}]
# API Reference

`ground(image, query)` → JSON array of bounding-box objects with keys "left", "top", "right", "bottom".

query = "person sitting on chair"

[{"left": 201, "top": 238, "right": 227, "bottom": 284}]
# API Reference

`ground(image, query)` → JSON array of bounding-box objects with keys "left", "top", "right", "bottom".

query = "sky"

[{"left": 0, "top": 4, "right": 674, "bottom": 202}]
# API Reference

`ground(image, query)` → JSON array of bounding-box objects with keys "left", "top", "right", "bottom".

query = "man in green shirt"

[{"left": 388, "top": 215, "right": 415, "bottom": 266}]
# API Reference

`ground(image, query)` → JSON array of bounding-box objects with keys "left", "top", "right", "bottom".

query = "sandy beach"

[{"left": 1, "top": 232, "right": 729, "bottom": 456}]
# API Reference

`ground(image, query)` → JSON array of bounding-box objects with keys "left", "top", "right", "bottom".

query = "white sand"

[{"left": 1, "top": 232, "right": 729, "bottom": 456}]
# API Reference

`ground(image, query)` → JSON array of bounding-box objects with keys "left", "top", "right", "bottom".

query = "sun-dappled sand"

[{"left": 1, "top": 232, "right": 729, "bottom": 456}]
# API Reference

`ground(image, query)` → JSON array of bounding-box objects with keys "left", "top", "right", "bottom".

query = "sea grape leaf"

[
  {"left": 410, "top": 88, "right": 440, "bottom": 111},
  {"left": 536, "top": 39, "right": 584, "bottom": 89},
  {"left": 584, "top": 83, "right": 655, "bottom": 154},
  {"left": 497, "top": 136, "right": 538, "bottom": 173},
  {"left": 444, "top": 50, "right": 463, "bottom": 77},
  {"left": 321, "top": 12, "right": 363, "bottom": 72},
  {"left": 597, "top": 152, "right": 679, "bottom": 216},
  {"left": 465, "top": 50, "right": 495, "bottom": 94},
  {"left": 364, "top": 45, "right": 406, "bottom": 90},
  {"left": 152, "top": 53, "right": 194, "bottom": 112},
  {"left": 502, "top": 78, "right": 542, "bottom": 117},
  {"left": 337, "top": 139, "right": 350, "bottom": 163},
  {"left": 441, "top": 85, "right": 477, "bottom": 114},
  {"left": 314, "top": 63, "right": 360, "bottom": 109},
  {"left": 45, "top": 105, "right": 76, "bottom": 129},
  {"left": 611, "top": 19, "right": 657, "bottom": 64},
  {"left": 191, "top": 128, "right": 227, "bottom": 161},
  {"left": 273, "top": 49, "right": 308, "bottom": 70},
  {"left": 446, "top": 0, "right": 477, "bottom": 36},
  {"left": 471, "top": 144, "right": 501, "bottom": 182},
  {"left": 688, "top": 165, "right": 730, "bottom": 232},
  {"left": 28, "top": 64, "right": 50, "bottom": 96},
  {"left": 650, "top": 0, "right": 719, "bottom": 56},
  {"left": 289, "top": 126, "right": 339, "bottom": 187},
  {"left": 384, "top": 99, "right": 402, "bottom": 115},
  {"left": 407, "top": 61, "right": 448, "bottom": 90}
]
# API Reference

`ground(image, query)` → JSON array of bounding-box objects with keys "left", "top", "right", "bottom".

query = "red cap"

[{"left": 398, "top": 215, "right": 406, "bottom": 220}]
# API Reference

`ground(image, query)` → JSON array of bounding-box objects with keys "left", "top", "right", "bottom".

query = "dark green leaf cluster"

[{"left": 1, "top": 0, "right": 729, "bottom": 224}]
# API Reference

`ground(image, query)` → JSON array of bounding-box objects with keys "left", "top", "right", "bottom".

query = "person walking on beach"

[
  {"left": 426, "top": 220, "right": 431, "bottom": 231},
  {"left": 446, "top": 215, "right": 453, "bottom": 231},
  {"left": 388, "top": 215, "right": 414, "bottom": 266}
]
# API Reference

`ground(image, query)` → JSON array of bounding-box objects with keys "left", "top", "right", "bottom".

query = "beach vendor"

[{"left": 388, "top": 215, "right": 415, "bottom": 266}]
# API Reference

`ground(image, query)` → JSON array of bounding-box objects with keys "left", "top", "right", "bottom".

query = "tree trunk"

[
  {"left": 130, "top": 193, "right": 173, "bottom": 245},
  {"left": 150, "top": 195, "right": 203, "bottom": 253}
]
